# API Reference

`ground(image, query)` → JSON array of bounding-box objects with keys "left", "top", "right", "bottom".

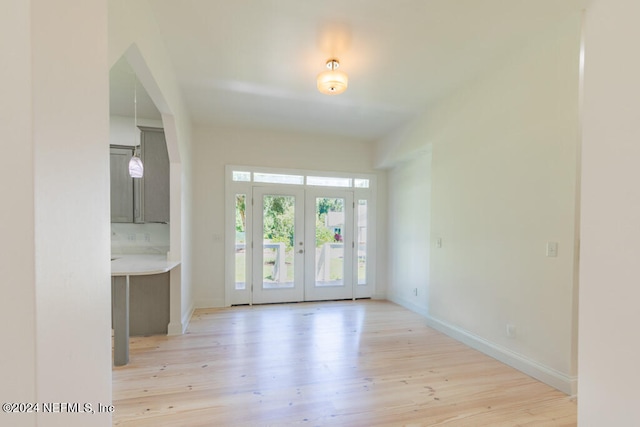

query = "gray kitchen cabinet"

[
  {"left": 109, "top": 127, "right": 169, "bottom": 224},
  {"left": 110, "top": 146, "right": 135, "bottom": 223},
  {"left": 140, "top": 127, "right": 170, "bottom": 223}
]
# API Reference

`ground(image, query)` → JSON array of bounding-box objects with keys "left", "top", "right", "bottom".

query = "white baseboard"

[
  {"left": 181, "top": 302, "right": 195, "bottom": 333},
  {"left": 389, "top": 296, "right": 577, "bottom": 396},
  {"left": 194, "top": 298, "right": 226, "bottom": 309},
  {"left": 167, "top": 302, "right": 195, "bottom": 336},
  {"left": 372, "top": 291, "right": 388, "bottom": 300},
  {"left": 167, "top": 323, "right": 182, "bottom": 336},
  {"left": 388, "top": 294, "right": 429, "bottom": 318}
]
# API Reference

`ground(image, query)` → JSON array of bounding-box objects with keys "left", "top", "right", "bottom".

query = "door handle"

[{"left": 298, "top": 249, "right": 304, "bottom": 254}]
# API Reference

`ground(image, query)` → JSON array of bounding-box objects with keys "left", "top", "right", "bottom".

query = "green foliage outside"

[
  {"left": 315, "top": 198, "right": 343, "bottom": 247},
  {"left": 316, "top": 197, "right": 342, "bottom": 216},
  {"left": 236, "top": 196, "right": 345, "bottom": 249},
  {"left": 236, "top": 194, "right": 246, "bottom": 233},
  {"left": 263, "top": 196, "right": 295, "bottom": 249},
  {"left": 315, "top": 216, "right": 334, "bottom": 246},
  {"left": 234, "top": 193, "right": 368, "bottom": 286}
]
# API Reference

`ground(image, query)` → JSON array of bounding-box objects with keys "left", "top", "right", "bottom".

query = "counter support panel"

[{"left": 112, "top": 276, "right": 130, "bottom": 366}]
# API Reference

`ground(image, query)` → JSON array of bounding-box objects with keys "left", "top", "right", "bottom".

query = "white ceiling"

[{"left": 110, "top": 0, "right": 587, "bottom": 141}]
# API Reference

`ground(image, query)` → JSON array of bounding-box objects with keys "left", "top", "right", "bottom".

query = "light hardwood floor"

[{"left": 113, "top": 300, "right": 576, "bottom": 426}]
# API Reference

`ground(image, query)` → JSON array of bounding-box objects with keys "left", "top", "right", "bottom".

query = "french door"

[
  {"left": 252, "top": 187, "right": 305, "bottom": 304},
  {"left": 250, "top": 186, "right": 354, "bottom": 304},
  {"left": 304, "top": 189, "right": 354, "bottom": 301}
]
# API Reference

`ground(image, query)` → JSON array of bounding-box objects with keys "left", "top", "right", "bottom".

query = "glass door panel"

[
  {"left": 357, "top": 199, "right": 368, "bottom": 285},
  {"left": 305, "top": 189, "right": 353, "bottom": 301},
  {"left": 235, "top": 194, "right": 247, "bottom": 290},
  {"left": 252, "top": 187, "right": 304, "bottom": 304},
  {"left": 314, "top": 197, "right": 345, "bottom": 287},
  {"left": 261, "top": 194, "right": 295, "bottom": 289}
]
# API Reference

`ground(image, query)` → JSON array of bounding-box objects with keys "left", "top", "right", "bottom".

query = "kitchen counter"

[
  {"left": 111, "top": 254, "right": 181, "bottom": 276},
  {"left": 111, "top": 254, "right": 181, "bottom": 366}
]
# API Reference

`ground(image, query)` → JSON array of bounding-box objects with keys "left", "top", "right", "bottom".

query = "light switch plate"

[{"left": 546, "top": 241, "right": 558, "bottom": 257}]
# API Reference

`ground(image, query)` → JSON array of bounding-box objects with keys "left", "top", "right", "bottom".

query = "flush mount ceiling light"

[{"left": 317, "top": 59, "right": 348, "bottom": 95}]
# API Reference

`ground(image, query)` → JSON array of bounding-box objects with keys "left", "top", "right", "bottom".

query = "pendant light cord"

[{"left": 133, "top": 77, "right": 138, "bottom": 157}]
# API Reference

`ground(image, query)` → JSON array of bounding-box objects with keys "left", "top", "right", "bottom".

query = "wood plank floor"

[{"left": 112, "top": 300, "right": 576, "bottom": 426}]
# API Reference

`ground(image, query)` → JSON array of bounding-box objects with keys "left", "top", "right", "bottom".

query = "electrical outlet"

[
  {"left": 436, "top": 238, "right": 442, "bottom": 248},
  {"left": 413, "top": 288, "right": 418, "bottom": 296},
  {"left": 506, "top": 324, "right": 517, "bottom": 339}
]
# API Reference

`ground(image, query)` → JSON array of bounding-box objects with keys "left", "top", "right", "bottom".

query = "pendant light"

[
  {"left": 128, "top": 76, "right": 144, "bottom": 178},
  {"left": 317, "top": 59, "right": 348, "bottom": 95}
]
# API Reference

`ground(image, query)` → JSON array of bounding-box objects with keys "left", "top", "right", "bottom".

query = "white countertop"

[{"left": 111, "top": 254, "right": 181, "bottom": 276}]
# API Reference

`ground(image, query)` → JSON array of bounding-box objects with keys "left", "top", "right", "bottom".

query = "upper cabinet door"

[
  {"left": 140, "top": 127, "right": 170, "bottom": 223},
  {"left": 110, "top": 147, "right": 134, "bottom": 223}
]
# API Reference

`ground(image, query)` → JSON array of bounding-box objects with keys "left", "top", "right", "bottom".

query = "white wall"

[
  {"left": 191, "top": 125, "right": 386, "bottom": 307},
  {"left": 386, "top": 150, "right": 432, "bottom": 315},
  {"left": 377, "top": 13, "right": 583, "bottom": 394},
  {"left": 0, "top": 2, "right": 37, "bottom": 424},
  {"left": 109, "top": 115, "right": 163, "bottom": 146},
  {"left": 33, "top": 2, "right": 112, "bottom": 424},
  {"left": 0, "top": 1, "right": 112, "bottom": 427},
  {"left": 579, "top": 0, "right": 640, "bottom": 424}
]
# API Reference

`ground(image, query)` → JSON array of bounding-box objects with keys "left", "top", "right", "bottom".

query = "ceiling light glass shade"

[
  {"left": 317, "top": 70, "right": 348, "bottom": 95},
  {"left": 128, "top": 155, "right": 144, "bottom": 178},
  {"left": 317, "top": 59, "right": 348, "bottom": 95}
]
